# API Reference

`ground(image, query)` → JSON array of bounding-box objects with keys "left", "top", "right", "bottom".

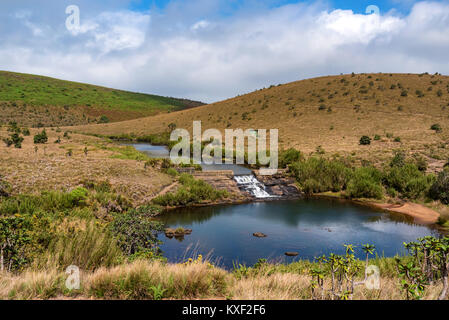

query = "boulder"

[
  {"left": 285, "top": 252, "right": 299, "bottom": 257},
  {"left": 253, "top": 232, "right": 267, "bottom": 238}
]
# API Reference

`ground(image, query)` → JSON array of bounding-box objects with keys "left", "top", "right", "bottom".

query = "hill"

[
  {"left": 0, "top": 71, "right": 204, "bottom": 127},
  {"left": 73, "top": 72, "right": 449, "bottom": 166}
]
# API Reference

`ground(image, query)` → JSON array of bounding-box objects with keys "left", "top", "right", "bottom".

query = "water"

[
  {"left": 128, "top": 143, "right": 252, "bottom": 175},
  {"left": 157, "top": 198, "right": 440, "bottom": 269},
  {"left": 233, "top": 175, "right": 273, "bottom": 198}
]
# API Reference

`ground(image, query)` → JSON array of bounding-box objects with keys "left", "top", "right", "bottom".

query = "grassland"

[
  {"left": 0, "top": 257, "right": 446, "bottom": 300},
  {"left": 0, "top": 126, "right": 174, "bottom": 204},
  {"left": 73, "top": 73, "right": 449, "bottom": 170},
  {"left": 0, "top": 71, "right": 204, "bottom": 127}
]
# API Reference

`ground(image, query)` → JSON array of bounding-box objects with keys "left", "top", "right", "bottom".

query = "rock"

[
  {"left": 165, "top": 228, "right": 192, "bottom": 238},
  {"left": 253, "top": 232, "right": 267, "bottom": 238},
  {"left": 285, "top": 252, "right": 299, "bottom": 257}
]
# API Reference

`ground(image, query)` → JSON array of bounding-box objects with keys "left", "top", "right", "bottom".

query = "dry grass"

[
  {"left": 72, "top": 73, "right": 449, "bottom": 167},
  {"left": 0, "top": 127, "right": 173, "bottom": 205},
  {"left": 0, "top": 259, "right": 446, "bottom": 300}
]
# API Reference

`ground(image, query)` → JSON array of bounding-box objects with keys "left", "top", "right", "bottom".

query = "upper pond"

[{"left": 127, "top": 143, "right": 441, "bottom": 268}]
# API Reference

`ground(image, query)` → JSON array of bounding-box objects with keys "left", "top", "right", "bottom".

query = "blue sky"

[
  {"left": 0, "top": 0, "right": 448, "bottom": 102},
  {"left": 128, "top": 0, "right": 419, "bottom": 14}
]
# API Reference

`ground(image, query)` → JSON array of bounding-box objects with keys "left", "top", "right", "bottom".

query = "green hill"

[{"left": 0, "top": 71, "right": 204, "bottom": 127}]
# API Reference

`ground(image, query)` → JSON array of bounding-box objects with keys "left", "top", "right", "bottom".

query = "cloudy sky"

[{"left": 0, "top": 0, "right": 448, "bottom": 102}]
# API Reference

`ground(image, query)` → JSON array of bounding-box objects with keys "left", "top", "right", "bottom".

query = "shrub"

[
  {"left": 390, "top": 150, "right": 406, "bottom": 168},
  {"left": 290, "top": 158, "right": 351, "bottom": 193},
  {"left": 429, "top": 170, "right": 449, "bottom": 204},
  {"left": 401, "top": 90, "right": 408, "bottom": 97},
  {"left": 374, "top": 134, "right": 381, "bottom": 141},
  {"left": 110, "top": 211, "right": 164, "bottom": 256},
  {"left": 34, "top": 130, "right": 48, "bottom": 144},
  {"left": 11, "top": 133, "right": 24, "bottom": 148},
  {"left": 279, "top": 148, "right": 302, "bottom": 169},
  {"left": 384, "top": 164, "right": 433, "bottom": 199},
  {"left": 68, "top": 187, "right": 89, "bottom": 206},
  {"left": 22, "top": 128, "right": 30, "bottom": 136},
  {"left": 431, "top": 124, "right": 442, "bottom": 133},
  {"left": 152, "top": 174, "right": 228, "bottom": 207},
  {"left": 359, "top": 136, "right": 371, "bottom": 145},
  {"left": 166, "top": 168, "right": 179, "bottom": 177},
  {"left": 347, "top": 167, "right": 383, "bottom": 199},
  {"left": 98, "top": 115, "right": 110, "bottom": 124}
]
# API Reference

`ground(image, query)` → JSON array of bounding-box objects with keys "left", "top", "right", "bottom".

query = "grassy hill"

[
  {"left": 0, "top": 71, "right": 204, "bottom": 127},
  {"left": 74, "top": 72, "right": 449, "bottom": 167}
]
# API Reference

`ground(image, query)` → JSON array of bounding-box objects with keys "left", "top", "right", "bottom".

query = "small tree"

[{"left": 359, "top": 136, "right": 371, "bottom": 145}]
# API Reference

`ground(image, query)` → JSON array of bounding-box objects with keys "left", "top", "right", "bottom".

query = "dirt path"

[
  {"left": 149, "top": 182, "right": 179, "bottom": 200},
  {"left": 371, "top": 202, "right": 440, "bottom": 225}
]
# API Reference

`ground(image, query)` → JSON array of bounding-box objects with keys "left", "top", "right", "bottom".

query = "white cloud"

[{"left": 0, "top": 1, "right": 448, "bottom": 103}]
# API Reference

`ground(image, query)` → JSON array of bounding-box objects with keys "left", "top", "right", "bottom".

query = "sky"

[{"left": 0, "top": 0, "right": 448, "bottom": 103}]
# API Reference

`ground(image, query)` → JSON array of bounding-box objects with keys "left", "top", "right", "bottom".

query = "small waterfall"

[{"left": 233, "top": 175, "right": 273, "bottom": 198}]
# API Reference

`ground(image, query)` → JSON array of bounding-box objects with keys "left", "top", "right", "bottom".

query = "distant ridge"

[{"left": 0, "top": 71, "right": 204, "bottom": 127}]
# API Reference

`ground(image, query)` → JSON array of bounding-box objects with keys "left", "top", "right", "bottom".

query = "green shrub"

[
  {"left": 22, "top": 128, "right": 30, "bottom": 136},
  {"left": 68, "top": 187, "right": 89, "bottom": 206},
  {"left": 152, "top": 174, "right": 228, "bottom": 207},
  {"left": 374, "top": 134, "right": 381, "bottom": 141},
  {"left": 166, "top": 168, "right": 179, "bottom": 177},
  {"left": 110, "top": 211, "right": 164, "bottom": 256},
  {"left": 279, "top": 148, "right": 302, "bottom": 168},
  {"left": 384, "top": 164, "right": 433, "bottom": 199},
  {"left": 347, "top": 167, "right": 383, "bottom": 199},
  {"left": 98, "top": 115, "right": 110, "bottom": 124},
  {"left": 290, "top": 158, "right": 351, "bottom": 193},
  {"left": 431, "top": 124, "right": 442, "bottom": 132},
  {"left": 33, "top": 129, "right": 48, "bottom": 144},
  {"left": 359, "top": 136, "right": 371, "bottom": 145},
  {"left": 429, "top": 170, "right": 449, "bottom": 204}
]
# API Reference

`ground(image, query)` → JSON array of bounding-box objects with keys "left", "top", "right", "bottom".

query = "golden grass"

[
  {"left": 0, "top": 128, "right": 173, "bottom": 205},
  {"left": 0, "top": 260, "right": 446, "bottom": 300},
  {"left": 71, "top": 73, "right": 449, "bottom": 168}
]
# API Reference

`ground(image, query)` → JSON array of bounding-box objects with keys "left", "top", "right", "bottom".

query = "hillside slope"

[
  {"left": 74, "top": 73, "right": 449, "bottom": 164},
  {"left": 0, "top": 71, "right": 204, "bottom": 127}
]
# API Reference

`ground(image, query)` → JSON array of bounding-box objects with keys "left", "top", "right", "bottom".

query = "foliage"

[
  {"left": 0, "top": 216, "right": 32, "bottom": 272},
  {"left": 396, "top": 236, "right": 449, "bottom": 300},
  {"left": 347, "top": 167, "right": 383, "bottom": 199},
  {"left": 152, "top": 174, "right": 228, "bottom": 207},
  {"left": 429, "top": 170, "right": 449, "bottom": 204},
  {"left": 290, "top": 158, "right": 351, "bottom": 194},
  {"left": 359, "top": 136, "right": 371, "bottom": 145},
  {"left": 383, "top": 164, "right": 434, "bottom": 199},
  {"left": 110, "top": 210, "right": 164, "bottom": 256},
  {"left": 279, "top": 148, "right": 302, "bottom": 168},
  {"left": 33, "top": 129, "right": 48, "bottom": 144}
]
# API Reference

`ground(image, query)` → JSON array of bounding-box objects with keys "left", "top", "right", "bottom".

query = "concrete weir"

[{"left": 192, "top": 169, "right": 301, "bottom": 200}]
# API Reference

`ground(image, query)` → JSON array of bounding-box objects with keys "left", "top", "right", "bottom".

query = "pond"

[
  {"left": 157, "top": 198, "right": 440, "bottom": 269},
  {"left": 127, "top": 143, "right": 441, "bottom": 269}
]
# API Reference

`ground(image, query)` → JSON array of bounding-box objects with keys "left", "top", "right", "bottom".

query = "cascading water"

[{"left": 233, "top": 175, "right": 273, "bottom": 198}]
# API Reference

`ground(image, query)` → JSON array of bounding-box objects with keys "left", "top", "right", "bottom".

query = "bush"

[
  {"left": 431, "top": 124, "right": 442, "bottom": 133},
  {"left": 347, "top": 167, "right": 383, "bottom": 199},
  {"left": 110, "top": 211, "right": 164, "bottom": 256},
  {"left": 99, "top": 115, "right": 110, "bottom": 124},
  {"left": 152, "top": 174, "right": 228, "bottom": 207},
  {"left": 166, "top": 168, "right": 179, "bottom": 177},
  {"left": 290, "top": 158, "right": 351, "bottom": 193},
  {"left": 384, "top": 164, "right": 433, "bottom": 199},
  {"left": 68, "top": 187, "right": 89, "bottom": 206},
  {"left": 359, "top": 136, "right": 371, "bottom": 145},
  {"left": 279, "top": 148, "right": 302, "bottom": 168},
  {"left": 34, "top": 130, "right": 48, "bottom": 144},
  {"left": 429, "top": 170, "right": 449, "bottom": 204}
]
